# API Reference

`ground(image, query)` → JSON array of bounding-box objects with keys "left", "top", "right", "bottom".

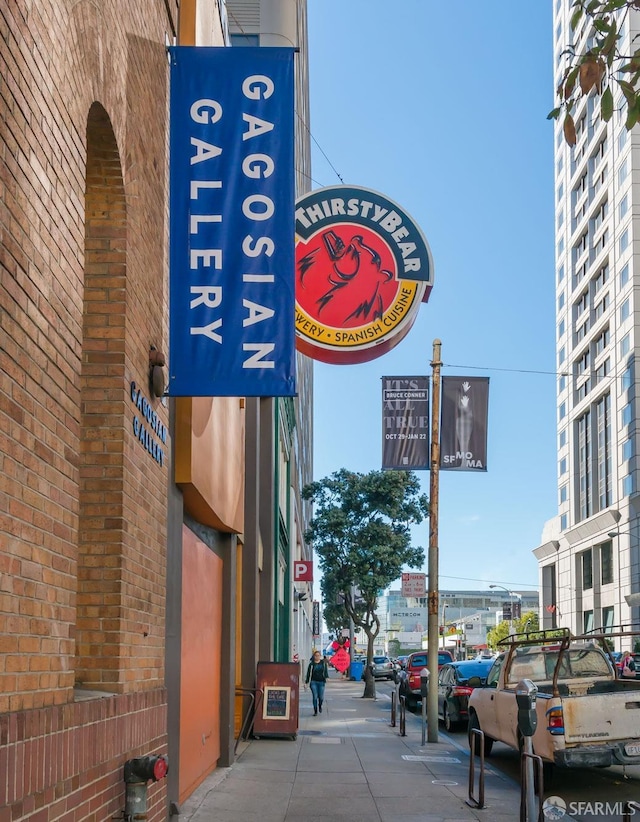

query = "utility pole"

[
  {"left": 427, "top": 339, "right": 442, "bottom": 743},
  {"left": 349, "top": 584, "right": 355, "bottom": 672}
]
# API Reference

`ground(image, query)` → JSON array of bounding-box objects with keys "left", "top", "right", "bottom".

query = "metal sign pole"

[{"left": 427, "top": 339, "right": 442, "bottom": 743}]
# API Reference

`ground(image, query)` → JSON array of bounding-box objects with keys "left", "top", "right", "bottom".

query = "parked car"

[
  {"left": 396, "top": 655, "right": 409, "bottom": 670},
  {"left": 370, "top": 655, "right": 395, "bottom": 680},
  {"left": 437, "top": 659, "right": 493, "bottom": 731},
  {"left": 467, "top": 630, "right": 640, "bottom": 769},
  {"left": 398, "top": 650, "right": 455, "bottom": 709}
]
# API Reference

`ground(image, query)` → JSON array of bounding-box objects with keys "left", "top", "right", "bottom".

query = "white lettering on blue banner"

[{"left": 169, "top": 47, "right": 296, "bottom": 397}]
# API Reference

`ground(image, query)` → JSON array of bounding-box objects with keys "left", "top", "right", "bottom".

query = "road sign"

[
  {"left": 293, "top": 561, "right": 313, "bottom": 582},
  {"left": 401, "top": 572, "right": 426, "bottom": 597}
]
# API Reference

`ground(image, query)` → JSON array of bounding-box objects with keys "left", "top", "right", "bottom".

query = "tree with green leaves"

[
  {"left": 549, "top": 1, "right": 640, "bottom": 144},
  {"left": 486, "top": 611, "right": 540, "bottom": 650},
  {"left": 302, "top": 468, "right": 429, "bottom": 697}
]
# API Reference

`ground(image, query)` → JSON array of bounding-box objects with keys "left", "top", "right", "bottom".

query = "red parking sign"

[{"left": 293, "top": 561, "right": 313, "bottom": 582}]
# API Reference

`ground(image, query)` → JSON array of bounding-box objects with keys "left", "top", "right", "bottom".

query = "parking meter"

[
  {"left": 516, "top": 679, "right": 538, "bottom": 737},
  {"left": 517, "top": 679, "right": 538, "bottom": 821},
  {"left": 420, "top": 668, "right": 429, "bottom": 745},
  {"left": 420, "top": 668, "right": 430, "bottom": 698}
]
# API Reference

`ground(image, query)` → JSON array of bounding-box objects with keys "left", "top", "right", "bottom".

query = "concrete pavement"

[{"left": 179, "top": 671, "right": 527, "bottom": 822}]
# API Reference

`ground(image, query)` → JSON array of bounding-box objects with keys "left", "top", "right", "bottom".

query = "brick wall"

[
  {"left": 1, "top": 0, "right": 175, "bottom": 818},
  {"left": 1, "top": 0, "right": 172, "bottom": 703},
  {"left": 0, "top": 691, "right": 167, "bottom": 822}
]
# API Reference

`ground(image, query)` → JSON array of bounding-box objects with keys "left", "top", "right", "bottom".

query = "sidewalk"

[{"left": 180, "top": 672, "right": 525, "bottom": 822}]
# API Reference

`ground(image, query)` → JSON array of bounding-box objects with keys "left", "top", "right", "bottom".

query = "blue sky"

[{"left": 306, "top": 1, "right": 557, "bottom": 593}]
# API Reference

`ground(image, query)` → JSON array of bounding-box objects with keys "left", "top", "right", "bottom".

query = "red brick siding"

[
  {"left": 1, "top": 0, "right": 175, "bottom": 819},
  {"left": 0, "top": 690, "right": 167, "bottom": 821},
  {"left": 1, "top": 0, "right": 172, "bottom": 709}
]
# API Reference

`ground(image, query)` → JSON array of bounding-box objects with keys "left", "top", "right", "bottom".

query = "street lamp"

[{"left": 490, "top": 584, "right": 516, "bottom": 633}]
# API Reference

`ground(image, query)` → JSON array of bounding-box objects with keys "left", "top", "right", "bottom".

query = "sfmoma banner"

[
  {"left": 169, "top": 47, "right": 296, "bottom": 397},
  {"left": 440, "top": 377, "right": 489, "bottom": 471}
]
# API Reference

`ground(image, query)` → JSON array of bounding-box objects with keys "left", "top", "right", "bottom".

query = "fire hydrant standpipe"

[
  {"left": 123, "top": 755, "right": 168, "bottom": 821},
  {"left": 124, "top": 781, "right": 148, "bottom": 821}
]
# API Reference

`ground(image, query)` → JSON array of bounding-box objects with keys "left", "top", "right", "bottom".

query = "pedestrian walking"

[{"left": 305, "top": 650, "right": 329, "bottom": 715}]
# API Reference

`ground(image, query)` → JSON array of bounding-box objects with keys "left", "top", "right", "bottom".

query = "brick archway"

[{"left": 75, "top": 102, "right": 127, "bottom": 692}]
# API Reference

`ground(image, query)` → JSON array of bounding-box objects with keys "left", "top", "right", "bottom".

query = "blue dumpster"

[{"left": 349, "top": 660, "right": 365, "bottom": 681}]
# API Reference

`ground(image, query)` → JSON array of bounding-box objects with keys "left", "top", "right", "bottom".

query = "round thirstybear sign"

[{"left": 295, "top": 185, "right": 434, "bottom": 364}]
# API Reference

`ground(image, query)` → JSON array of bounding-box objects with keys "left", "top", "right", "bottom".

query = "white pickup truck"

[{"left": 467, "top": 629, "right": 640, "bottom": 769}]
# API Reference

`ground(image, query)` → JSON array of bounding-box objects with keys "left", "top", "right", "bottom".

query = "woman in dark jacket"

[{"left": 305, "top": 651, "right": 329, "bottom": 715}]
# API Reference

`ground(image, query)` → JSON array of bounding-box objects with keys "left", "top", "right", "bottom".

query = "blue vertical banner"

[{"left": 169, "top": 47, "right": 296, "bottom": 397}]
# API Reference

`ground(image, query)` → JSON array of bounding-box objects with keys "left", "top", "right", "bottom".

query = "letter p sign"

[{"left": 293, "top": 561, "right": 313, "bottom": 582}]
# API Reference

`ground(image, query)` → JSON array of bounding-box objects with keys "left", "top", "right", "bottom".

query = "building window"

[
  {"left": 595, "top": 137, "right": 607, "bottom": 162},
  {"left": 602, "top": 605, "right": 615, "bottom": 630},
  {"left": 577, "top": 410, "right": 592, "bottom": 521},
  {"left": 594, "top": 229, "right": 608, "bottom": 255},
  {"left": 594, "top": 264, "right": 609, "bottom": 293},
  {"left": 620, "top": 263, "right": 630, "bottom": 288},
  {"left": 593, "top": 200, "right": 608, "bottom": 233},
  {"left": 559, "top": 430, "right": 567, "bottom": 448},
  {"left": 621, "top": 298, "right": 630, "bottom": 322},
  {"left": 559, "top": 346, "right": 566, "bottom": 365},
  {"left": 559, "top": 375, "right": 567, "bottom": 392},
  {"left": 600, "top": 542, "right": 613, "bottom": 585},
  {"left": 596, "top": 393, "right": 612, "bottom": 511},
  {"left": 619, "top": 157, "right": 629, "bottom": 186},
  {"left": 622, "top": 364, "right": 633, "bottom": 391},
  {"left": 575, "top": 231, "right": 589, "bottom": 258},
  {"left": 594, "top": 294, "right": 609, "bottom": 320},
  {"left": 621, "top": 333, "right": 631, "bottom": 357},
  {"left": 620, "top": 194, "right": 628, "bottom": 219},
  {"left": 577, "top": 380, "right": 591, "bottom": 401},
  {"left": 623, "top": 473, "right": 635, "bottom": 497},
  {"left": 595, "top": 358, "right": 609, "bottom": 384},
  {"left": 560, "top": 457, "right": 568, "bottom": 475},
  {"left": 561, "top": 513, "right": 568, "bottom": 530},
  {"left": 230, "top": 33, "right": 260, "bottom": 46},
  {"left": 582, "top": 550, "right": 593, "bottom": 590},
  {"left": 575, "top": 289, "right": 589, "bottom": 317},
  {"left": 559, "top": 401, "right": 567, "bottom": 420},
  {"left": 558, "top": 264, "right": 565, "bottom": 284},
  {"left": 575, "top": 319, "right": 589, "bottom": 343},
  {"left": 560, "top": 484, "right": 568, "bottom": 503},
  {"left": 623, "top": 438, "right": 634, "bottom": 462},
  {"left": 574, "top": 261, "right": 588, "bottom": 289},
  {"left": 583, "top": 610, "right": 594, "bottom": 633},
  {"left": 558, "top": 292, "right": 565, "bottom": 310},
  {"left": 622, "top": 403, "right": 633, "bottom": 427},
  {"left": 594, "top": 328, "right": 609, "bottom": 356},
  {"left": 620, "top": 229, "right": 630, "bottom": 255}
]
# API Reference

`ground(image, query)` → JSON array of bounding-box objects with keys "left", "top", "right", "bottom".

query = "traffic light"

[{"left": 124, "top": 755, "right": 169, "bottom": 784}]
